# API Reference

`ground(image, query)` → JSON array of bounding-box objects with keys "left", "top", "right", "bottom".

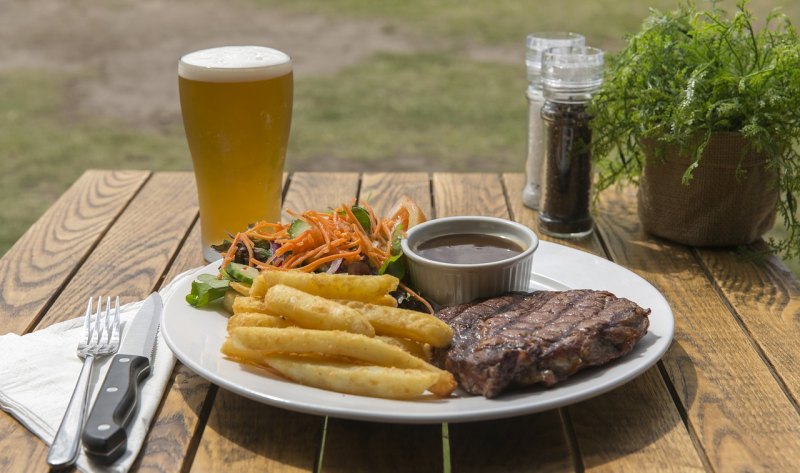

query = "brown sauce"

[{"left": 415, "top": 233, "right": 524, "bottom": 264}]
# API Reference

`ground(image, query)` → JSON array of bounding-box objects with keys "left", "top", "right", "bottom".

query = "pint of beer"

[{"left": 179, "top": 46, "right": 293, "bottom": 262}]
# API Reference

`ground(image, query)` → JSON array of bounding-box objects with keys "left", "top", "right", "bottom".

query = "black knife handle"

[{"left": 81, "top": 353, "right": 151, "bottom": 463}]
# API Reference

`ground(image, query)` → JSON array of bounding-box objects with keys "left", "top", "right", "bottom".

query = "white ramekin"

[{"left": 401, "top": 216, "right": 539, "bottom": 306}]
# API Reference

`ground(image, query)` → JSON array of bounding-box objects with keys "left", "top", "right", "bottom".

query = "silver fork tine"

[
  {"left": 97, "top": 297, "right": 107, "bottom": 345},
  {"left": 92, "top": 296, "right": 101, "bottom": 345},
  {"left": 82, "top": 298, "right": 93, "bottom": 343},
  {"left": 102, "top": 297, "right": 112, "bottom": 346},
  {"left": 110, "top": 296, "right": 121, "bottom": 349}
]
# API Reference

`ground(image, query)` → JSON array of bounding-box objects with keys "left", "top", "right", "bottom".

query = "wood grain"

[
  {"left": 596, "top": 186, "right": 800, "bottom": 471},
  {"left": 570, "top": 369, "right": 705, "bottom": 472},
  {"left": 192, "top": 172, "right": 360, "bottom": 472},
  {"left": 0, "top": 170, "right": 149, "bottom": 335},
  {"left": 504, "top": 174, "right": 704, "bottom": 472},
  {"left": 281, "top": 172, "right": 361, "bottom": 221},
  {"left": 137, "top": 363, "right": 213, "bottom": 473},
  {"left": 191, "top": 389, "right": 323, "bottom": 473},
  {"left": 161, "top": 217, "right": 204, "bottom": 288},
  {"left": 432, "top": 173, "right": 508, "bottom": 218},
  {"left": 449, "top": 411, "right": 572, "bottom": 473},
  {"left": 321, "top": 421, "right": 443, "bottom": 473},
  {"left": 136, "top": 219, "right": 218, "bottom": 473},
  {"left": 0, "top": 171, "right": 197, "bottom": 471},
  {"left": 695, "top": 244, "right": 800, "bottom": 408},
  {"left": 321, "top": 172, "right": 443, "bottom": 473},
  {"left": 360, "top": 172, "right": 432, "bottom": 218},
  {"left": 33, "top": 172, "right": 198, "bottom": 328},
  {"left": 0, "top": 418, "right": 49, "bottom": 473}
]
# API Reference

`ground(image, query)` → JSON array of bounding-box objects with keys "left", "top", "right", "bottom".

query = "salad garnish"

[{"left": 187, "top": 197, "right": 430, "bottom": 312}]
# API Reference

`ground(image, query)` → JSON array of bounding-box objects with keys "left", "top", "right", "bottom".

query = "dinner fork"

[{"left": 47, "top": 296, "right": 121, "bottom": 469}]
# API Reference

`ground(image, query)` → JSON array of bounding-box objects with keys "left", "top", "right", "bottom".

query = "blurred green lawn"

[{"left": 2, "top": 0, "right": 798, "bottom": 271}]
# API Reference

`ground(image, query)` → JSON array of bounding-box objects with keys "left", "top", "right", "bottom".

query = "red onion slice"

[{"left": 326, "top": 258, "right": 343, "bottom": 274}]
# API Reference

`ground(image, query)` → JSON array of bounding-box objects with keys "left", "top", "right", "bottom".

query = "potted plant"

[{"left": 590, "top": 0, "right": 800, "bottom": 258}]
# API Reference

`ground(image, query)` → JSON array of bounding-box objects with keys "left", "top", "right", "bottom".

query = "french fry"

[
  {"left": 265, "top": 285, "right": 375, "bottom": 336},
  {"left": 369, "top": 294, "right": 398, "bottom": 307},
  {"left": 253, "top": 270, "right": 399, "bottom": 302},
  {"left": 227, "top": 312, "right": 293, "bottom": 333},
  {"left": 375, "top": 336, "right": 431, "bottom": 361},
  {"left": 233, "top": 296, "right": 272, "bottom": 315},
  {"left": 222, "top": 289, "right": 239, "bottom": 315},
  {"left": 224, "top": 327, "right": 456, "bottom": 396},
  {"left": 343, "top": 301, "right": 453, "bottom": 348},
  {"left": 338, "top": 294, "right": 397, "bottom": 308},
  {"left": 229, "top": 281, "right": 251, "bottom": 296},
  {"left": 250, "top": 273, "right": 269, "bottom": 299},
  {"left": 263, "top": 354, "right": 440, "bottom": 399}
]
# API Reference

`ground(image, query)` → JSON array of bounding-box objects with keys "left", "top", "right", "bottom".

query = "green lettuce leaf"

[{"left": 186, "top": 274, "right": 230, "bottom": 307}]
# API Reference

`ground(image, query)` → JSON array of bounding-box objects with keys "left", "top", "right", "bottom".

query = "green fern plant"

[{"left": 590, "top": 0, "right": 800, "bottom": 258}]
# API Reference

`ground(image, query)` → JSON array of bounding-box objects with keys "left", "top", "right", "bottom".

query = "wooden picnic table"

[{"left": 1, "top": 169, "right": 799, "bottom": 472}]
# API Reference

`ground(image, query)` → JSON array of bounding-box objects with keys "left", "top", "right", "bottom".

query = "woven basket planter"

[{"left": 637, "top": 133, "right": 779, "bottom": 247}]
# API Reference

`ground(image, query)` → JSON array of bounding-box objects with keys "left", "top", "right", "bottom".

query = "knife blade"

[{"left": 81, "top": 292, "right": 162, "bottom": 464}]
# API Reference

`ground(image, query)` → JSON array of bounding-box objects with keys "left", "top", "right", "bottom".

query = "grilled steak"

[{"left": 433, "top": 290, "right": 650, "bottom": 398}]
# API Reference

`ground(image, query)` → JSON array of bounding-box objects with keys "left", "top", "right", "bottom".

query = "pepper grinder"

[
  {"left": 522, "top": 32, "right": 585, "bottom": 210},
  {"left": 538, "top": 46, "right": 604, "bottom": 238}
]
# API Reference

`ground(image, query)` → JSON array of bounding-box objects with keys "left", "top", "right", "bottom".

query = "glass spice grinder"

[{"left": 537, "top": 46, "right": 604, "bottom": 238}]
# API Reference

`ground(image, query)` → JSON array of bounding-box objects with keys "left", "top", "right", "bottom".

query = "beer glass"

[{"left": 179, "top": 46, "right": 293, "bottom": 261}]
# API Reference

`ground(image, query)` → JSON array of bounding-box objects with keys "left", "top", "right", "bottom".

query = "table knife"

[{"left": 81, "top": 292, "right": 162, "bottom": 464}]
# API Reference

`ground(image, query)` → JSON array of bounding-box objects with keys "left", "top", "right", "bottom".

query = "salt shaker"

[
  {"left": 522, "top": 33, "right": 585, "bottom": 210},
  {"left": 538, "top": 46, "right": 604, "bottom": 238}
]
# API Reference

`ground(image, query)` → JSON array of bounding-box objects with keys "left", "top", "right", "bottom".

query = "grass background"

[{"left": 2, "top": 0, "right": 798, "bottom": 263}]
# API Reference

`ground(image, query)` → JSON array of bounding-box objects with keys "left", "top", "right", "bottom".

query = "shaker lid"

[
  {"left": 525, "top": 33, "right": 585, "bottom": 86},
  {"left": 541, "top": 46, "right": 604, "bottom": 94}
]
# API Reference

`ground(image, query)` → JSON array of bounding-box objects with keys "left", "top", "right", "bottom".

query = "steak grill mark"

[{"left": 433, "top": 290, "right": 651, "bottom": 398}]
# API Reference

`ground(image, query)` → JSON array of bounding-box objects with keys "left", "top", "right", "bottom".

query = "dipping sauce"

[{"left": 415, "top": 233, "right": 524, "bottom": 264}]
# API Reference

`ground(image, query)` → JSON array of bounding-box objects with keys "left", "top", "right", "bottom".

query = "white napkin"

[{"left": 0, "top": 267, "right": 204, "bottom": 473}]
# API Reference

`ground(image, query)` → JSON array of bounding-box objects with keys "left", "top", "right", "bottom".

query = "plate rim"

[{"left": 162, "top": 240, "right": 674, "bottom": 424}]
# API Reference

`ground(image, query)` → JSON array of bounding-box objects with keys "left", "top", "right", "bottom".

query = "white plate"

[{"left": 162, "top": 241, "right": 673, "bottom": 424}]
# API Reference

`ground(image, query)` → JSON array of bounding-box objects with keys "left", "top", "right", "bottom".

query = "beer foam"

[{"left": 179, "top": 46, "right": 292, "bottom": 82}]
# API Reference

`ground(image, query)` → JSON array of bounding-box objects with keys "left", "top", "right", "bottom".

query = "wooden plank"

[
  {"left": 192, "top": 389, "right": 323, "bottom": 473},
  {"left": 432, "top": 173, "right": 509, "bottom": 219},
  {"left": 161, "top": 217, "right": 204, "bottom": 287},
  {"left": 281, "top": 172, "right": 360, "bottom": 220},
  {"left": 433, "top": 173, "right": 573, "bottom": 473},
  {"left": 192, "top": 172, "right": 360, "bottom": 472},
  {"left": 282, "top": 171, "right": 359, "bottom": 219},
  {"left": 320, "top": 172, "right": 442, "bottom": 473},
  {"left": 596, "top": 186, "right": 800, "bottom": 471},
  {"left": 569, "top": 369, "right": 705, "bottom": 472},
  {"left": 322, "top": 421, "right": 442, "bottom": 473},
  {"left": 360, "top": 172, "right": 432, "bottom": 218},
  {"left": 449, "top": 412, "right": 572, "bottom": 473},
  {"left": 0, "top": 171, "right": 197, "bottom": 471},
  {"left": 695, "top": 245, "right": 800, "bottom": 408},
  {"left": 0, "top": 170, "right": 149, "bottom": 335},
  {"left": 506, "top": 173, "right": 705, "bottom": 472},
  {"left": 140, "top": 173, "right": 288, "bottom": 472},
  {"left": 35, "top": 172, "right": 198, "bottom": 328},
  {"left": 136, "top": 219, "right": 217, "bottom": 473}
]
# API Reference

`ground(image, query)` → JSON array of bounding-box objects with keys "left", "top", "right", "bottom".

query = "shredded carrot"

[
  {"left": 398, "top": 281, "right": 435, "bottom": 315},
  {"left": 219, "top": 202, "right": 390, "bottom": 273},
  {"left": 216, "top": 199, "right": 433, "bottom": 309}
]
